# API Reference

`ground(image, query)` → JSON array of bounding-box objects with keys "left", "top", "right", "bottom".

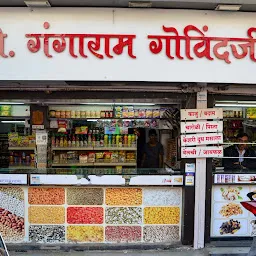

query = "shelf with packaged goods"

[
  {"left": 52, "top": 147, "right": 137, "bottom": 151},
  {"left": 224, "top": 117, "right": 256, "bottom": 120},
  {"left": 52, "top": 163, "right": 94, "bottom": 167},
  {"left": 52, "top": 147, "right": 94, "bottom": 151},
  {"left": 9, "top": 147, "right": 35, "bottom": 151},
  {"left": 49, "top": 117, "right": 165, "bottom": 121},
  {"left": 0, "top": 116, "right": 29, "bottom": 120},
  {"left": 8, "top": 165, "right": 35, "bottom": 169},
  {"left": 51, "top": 162, "right": 136, "bottom": 167},
  {"left": 94, "top": 162, "right": 136, "bottom": 166}
]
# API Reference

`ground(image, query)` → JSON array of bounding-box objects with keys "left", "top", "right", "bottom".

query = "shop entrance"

[{"left": 0, "top": 87, "right": 194, "bottom": 246}]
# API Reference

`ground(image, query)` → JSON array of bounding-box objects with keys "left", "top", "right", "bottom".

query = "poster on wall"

[{"left": 211, "top": 185, "right": 256, "bottom": 237}]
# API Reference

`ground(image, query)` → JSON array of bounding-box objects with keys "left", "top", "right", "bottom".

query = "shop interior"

[
  {"left": 0, "top": 100, "right": 182, "bottom": 175},
  {"left": 212, "top": 100, "right": 256, "bottom": 170}
]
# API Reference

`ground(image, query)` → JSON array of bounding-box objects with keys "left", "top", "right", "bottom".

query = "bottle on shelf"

[
  {"left": 119, "top": 135, "right": 123, "bottom": 147},
  {"left": 60, "top": 136, "right": 64, "bottom": 147},
  {"left": 108, "top": 135, "right": 112, "bottom": 146},
  {"left": 96, "top": 133, "right": 100, "bottom": 147},
  {"left": 51, "top": 135, "right": 55, "bottom": 147},
  {"left": 128, "top": 134, "right": 132, "bottom": 147},
  {"left": 124, "top": 134, "right": 128, "bottom": 146},
  {"left": 83, "top": 134, "right": 88, "bottom": 147},
  {"left": 100, "top": 134, "right": 104, "bottom": 147},
  {"left": 116, "top": 134, "right": 119, "bottom": 147},
  {"left": 68, "top": 134, "right": 72, "bottom": 147},
  {"left": 112, "top": 135, "right": 116, "bottom": 146},
  {"left": 63, "top": 135, "right": 68, "bottom": 148},
  {"left": 88, "top": 131, "right": 92, "bottom": 146},
  {"left": 132, "top": 134, "right": 136, "bottom": 146},
  {"left": 104, "top": 134, "right": 108, "bottom": 146},
  {"left": 55, "top": 135, "right": 60, "bottom": 147},
  {"left": 76, "top": 135, "right": 80, "bottom": 148},
  {"left": 72, "top": 134, "right": 76, "bottom": 147},
  {"left": 92, "top": 132, "right": 96, "bottom": 147},
  {"left": 80, "top": 135, "right": 84, "bottom": 147}
]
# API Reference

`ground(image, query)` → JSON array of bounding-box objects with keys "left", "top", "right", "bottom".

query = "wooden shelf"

[
  {"left": 0, "top": 116, "right": 29, "bottom": 120},
  {"left": 9, "top": 165, "right": 35, "bottom": 169},
  {"left": 94, "top": 162, "right": 136, "bottom": 166},
  {"left": 51, "top": 162, "right": 136, "bottom": 167},
  {"left": 9, "top": 147, "right": 35, "bottom": 151},
  {"left": 52, "top": 147, "right": 94, "bottom": 151},
  {"left": 52, "top": 163, "right": 94, "bottom": 167},
  {"left": 52, "top": 147, "right": 137, "bottom": 151},
  {"left": 49, "top": 117, "right": 164, "bottom": 121}
]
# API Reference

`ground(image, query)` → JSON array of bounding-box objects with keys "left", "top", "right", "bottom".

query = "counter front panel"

[{"left": 0, "top": 185, "right": 182, "bottom": 244}]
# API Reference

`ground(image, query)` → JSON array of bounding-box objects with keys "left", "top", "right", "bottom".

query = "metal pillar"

[{"left": 194, "top": 89, "right": 207, "bottom": 249}]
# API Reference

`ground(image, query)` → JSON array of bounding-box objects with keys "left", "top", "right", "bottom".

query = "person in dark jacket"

[{"left": 223, "top": 132, "right": 256, "bottom": 170}]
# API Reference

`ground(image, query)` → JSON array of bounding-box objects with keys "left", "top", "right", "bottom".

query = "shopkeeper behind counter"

[
  {"left": 141, "top": 129, "right": 164, "bottom": 172},
  {"left": 223, "top": 132, "right": 256, "bottom": 170}
]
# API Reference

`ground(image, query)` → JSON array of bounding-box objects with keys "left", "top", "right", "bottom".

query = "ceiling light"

[
  {"left": 1, "top": 121, "right": 25, "bottom": 124},
  {"left": 87, "top": 119, "right": 98, "bottom": 122},
  {"left": 215, "top": 4, "right": 241, "bottom": 11},
  {"left": 129, "top": 1, "right": 152, "bottom": 8},
  {"left": 215, "top": 104, "right": 256, "bottom": 107},
  {"left": 0, "top": 102, "right": 24, "bottom": 105},
  {"left": 24, "top": 0, "right": 51, "bottom": 7},
  {"left": 81, "top": 103, "right": 113, "bottom": 105}
]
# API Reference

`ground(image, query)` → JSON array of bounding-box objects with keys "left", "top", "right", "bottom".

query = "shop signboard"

[
  {"left": 181, "top": 133, "right": 223, "bottom": 146},
  {"left": 180, "top": 121, "right": 223, "bottom": 134},
  {"left": 129, "top": 175, "right": 183, "bottom": 185},
  {"left": 181, "top": 108, "right": 223, "bottom": 121},
  {"left": 0, "top": 174, "right": 27, "bottom": 185},
  {"left": 181, "top": 146, "right": 223, "bottom": 158},
  {"left": 1, "top": 9, "right": 256, "bottom": 83}
]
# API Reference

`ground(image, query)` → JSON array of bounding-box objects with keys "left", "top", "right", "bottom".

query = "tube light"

[
  {"left": 87, "top": 119, "right": 98, "bottom": 122},
  {"left": 215, "top": 104, "right": 256, "bottom": 107},
  {"left": 24, "top": 0, "right": 51, "bottom": 7},
  {"left": 1, "top": 121, "right": 25, "bottom": 124},
  {"left": 0, "top": 102, "right": 24, "bottom": 105},
  {"left": 128, "top": 1, "right": 152, "bottom": 8},
  {"left": 215, "top": 4, "right": 241, "bottom": 11}
]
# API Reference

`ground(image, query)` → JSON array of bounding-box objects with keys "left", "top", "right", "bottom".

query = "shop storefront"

[{"left": 1, "top": 7, "right": 256, "bottom": 248}]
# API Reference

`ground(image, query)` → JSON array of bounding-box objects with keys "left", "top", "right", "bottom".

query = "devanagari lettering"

[
  {"left": 26, "top": 23, "right": 137, "bottom": 59},
  {"left": 0, "top": 29, "right": 8, "bottom": 58},
  {"left": 148, "top": 25, "right": 256, "bottom": 64}
]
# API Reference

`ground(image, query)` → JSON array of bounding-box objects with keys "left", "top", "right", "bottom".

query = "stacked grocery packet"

[
  {"left": 0, "top": 187, "right": 25, "bottom": 242},
  {"left": 0, "top": 105, "right": 12, "bottom": 117}
]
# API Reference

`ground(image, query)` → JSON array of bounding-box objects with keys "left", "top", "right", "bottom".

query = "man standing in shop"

[
  {"left": 223, "top": 132, "right": 256, "bottom": 170},
  {"left": 141, "top": 129, "right": 164, "bottom": 173}
]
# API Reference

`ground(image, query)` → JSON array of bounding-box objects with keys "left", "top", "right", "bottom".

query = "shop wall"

[
  {"left": 0, "top": 8, "right": 256, "bottom": 83},
  {"left": 0, "top": 186, "right": 182, "bottom": 244}
]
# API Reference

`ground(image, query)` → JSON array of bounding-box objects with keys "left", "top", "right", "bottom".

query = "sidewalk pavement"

[{"left": 10, "top": 247, "right": 251, "bottom": 256}]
